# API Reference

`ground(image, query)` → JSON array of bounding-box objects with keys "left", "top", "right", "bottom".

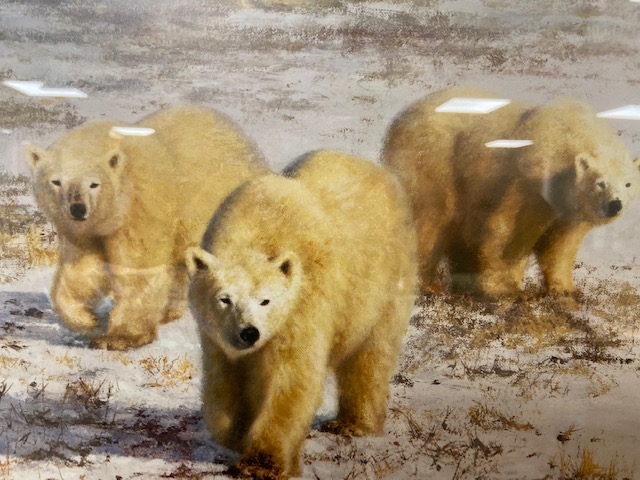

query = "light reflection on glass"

[
  {"left": 485, "top": 139, "right": 534, "bottom": 148},
  {"left": 110, "top": 126, "right": 156, "bottom": 136},
  {"left": 2, "top": 80, "right": 88, "bottom": 98},
  {"left": 597, "top": 105, "right": 640, "bottom": 120},
  {"left": 435, "top": 97, "right": 511, "bottom": 114}
]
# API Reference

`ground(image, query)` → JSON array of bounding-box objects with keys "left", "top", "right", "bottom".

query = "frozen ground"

[{"left": 1, "top": 0, "right": 640, "bottom": 478}]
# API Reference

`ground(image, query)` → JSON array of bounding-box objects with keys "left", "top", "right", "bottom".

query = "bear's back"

[
  {"left": 383, "top": 86, "right": 530, "bottom": 165},
  {"left": 135, "top": 106, "right": 270, "bottom": 249},
  {"left": 140, "top": 106, "right": 267, "bottom": 176},
  {"left": 285, "top": 150, "right": 417, "bottom": 360},
  {"left": 283, "top": 151, "right": 417, "bottom": 304},
  {"left": 285, "top": 150, "right": 412, "bottom": 246},
  {"left": 137, "top": 106, "right": 267, "bottom": 199},
  {"left": 514, "top": 97, "right": 631, "bottom": 179},
  {"left": 382, "top": 86, "right": 532, "bottom": 218},
  {"left": 209, "top": 150, "right": 415, "bottom": 290},
  {"left": 204, "top": 172, "right": 328, "bottom": 264}
]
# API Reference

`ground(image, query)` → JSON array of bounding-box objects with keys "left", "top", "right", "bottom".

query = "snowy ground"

[{"left": 1, "top": 1, "right": 640, "bottom": 478}]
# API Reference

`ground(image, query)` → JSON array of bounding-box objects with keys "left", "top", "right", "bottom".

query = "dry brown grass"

[
  {"left": 0, "top": 453, "right": 11, "bottom": 478},
  {"left": 55, "top": 352, "right": 81, "bottom": 370},
  {"left": 0, "top": 171, "right": 56, "bottom": 281},
  {"left": 467, "top": 402, "right": 534, "bottom": 432},
  {"left": 139, "top": 355, "right": 195, "bottom": 391},
  {"left": 64, "top": 378, "right": 113, "bottom": 415},
  {"left": 24, "top": 225, "right": 58, "bottom": 267},
  {"left": 555, "top": 448, "right": 625, "bottom": 480},
  {"left": 410, "top": 272, "right": 636, "bottom": 364},
  {"left": 0, "top": 354, "right": 29, "bottom": 369},
  {"left": 100, "top": 351, "right": 133, "bottom": 366},
  {"left": 307, "top": 404, "right": 508, "bottom": 479}
]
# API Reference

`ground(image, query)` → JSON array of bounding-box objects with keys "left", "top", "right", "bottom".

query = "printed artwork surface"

[{"left": 0, "top": 1, "right": 639, "bottom": 478}]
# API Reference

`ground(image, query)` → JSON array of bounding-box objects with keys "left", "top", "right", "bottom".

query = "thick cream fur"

[
  {"left": 187, "top": 150, "right": 417, "bottom": 478},
  {"left": 25, "top": 106, "right": 268, "bottom": 349},
  {"left": 382, "top": 86, "right": 640, "bottom": 298}
]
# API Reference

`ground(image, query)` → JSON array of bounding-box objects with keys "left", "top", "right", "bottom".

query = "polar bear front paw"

[
  {"left": 547, "top": 289, "right": 583, "bottom": 311},
  {"left": 89, "top": 331, "right": 156, "bottom": 350},
  {"left": 61, "top": 317, "right": 100, "bottom": 335},
  {"left": 320, "top": 419, "right": 378, "bottom": 437},
  {"left": 226, "top": 452, "right": 285, "bottom": 480}
]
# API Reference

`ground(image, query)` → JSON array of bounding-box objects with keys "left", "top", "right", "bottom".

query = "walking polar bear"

[
  {"left": 383, "top": 86, "right": 640, "bottom": 300},
  {"left": 187, "top": 150, "right": 417, "bottom": 479},
  {"left": 25, "top": 106, "right": 268, "bottom": 350}
]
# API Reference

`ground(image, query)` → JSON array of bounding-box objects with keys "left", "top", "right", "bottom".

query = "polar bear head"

[
  {"left": 24, "top": 137, "right": 128, "bottom": 237},
  {"left": 571, "top": 152, "right": 640, "bottom": 224},
  {"left": 186, "top": 246, "right": 303, "bottom": 359}
]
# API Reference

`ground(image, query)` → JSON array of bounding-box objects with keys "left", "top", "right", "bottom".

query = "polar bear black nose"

[
  {"left": 239, "top": 326, "right": 260, "bottom": 346},
  {"left": 606, "top": 199, "right": 622, "bottom": 217},
  {"left": 70, "top": 203, "right": 87, "bottom": 220}
]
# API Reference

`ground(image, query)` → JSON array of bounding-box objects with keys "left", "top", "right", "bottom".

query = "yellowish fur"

[
  {"left": 187, "top": 150, "right": 417, "bottom": 479},
  {"left": 382, "top": 86, "right": 640, "bottom": 299},
  {"left": 25, "top": 106, "right": 268, "bottom": 350}
]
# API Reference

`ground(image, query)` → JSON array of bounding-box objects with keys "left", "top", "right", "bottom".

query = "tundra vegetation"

[{"left": 1, "top": 0, "right": 639, "bottom": 478}]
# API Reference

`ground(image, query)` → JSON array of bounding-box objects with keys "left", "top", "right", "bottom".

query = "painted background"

[{"left": 1, "top": 1, "right": 639, "bottom": 478}]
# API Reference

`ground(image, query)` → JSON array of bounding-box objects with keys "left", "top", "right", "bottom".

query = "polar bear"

[
  {"left": 382, "top": 86, "right": 640, "bottom": 299},
  {"left": 25, "top": 106, "right": 268, "bottom": 349},
  {"left": 186, "top": 150, "right": 417, "bottom": 479}
]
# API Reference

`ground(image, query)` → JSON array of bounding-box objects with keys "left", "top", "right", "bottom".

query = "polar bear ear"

[
  {"left": 105, "top": 150, "right": 125, "bottom": 174},
  {"left": 23, "top": 144, "right": 47, "bottom": 170},
  {"left": 185, "top": 247, "right": 219, "bottom": 277},
  {"left": 272, "top": 251, "right": 301, "bottom": 282},
  {"left": 574, "top": 152, "right": 593, "bottom": 181}
]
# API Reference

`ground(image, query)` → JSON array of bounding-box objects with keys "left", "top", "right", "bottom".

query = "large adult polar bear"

[
  {"left": 187, "top": 150, "right": 417, "bottom": 479},
  {"left": 383, "top": 86, "right": 640, "bottom": 300}
]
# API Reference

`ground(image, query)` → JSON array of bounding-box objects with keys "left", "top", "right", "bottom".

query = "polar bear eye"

[
  {"left": 51, "top": 180, "right": 61, "bottom": 187},
  {"left": 260, "top": 299, "right": 270, "bottom": 306},
  {"left": 626, "top": 183, "right": 632, "bottom": 188},
  {"left": 90, "top": 183, "right": 100, "bottom": 189},
  {"left": 219, "top": 297, "right": 232, "bottom": 306},
  {"left": 597, "top": 181, "right": 606, "bottom": 190}
]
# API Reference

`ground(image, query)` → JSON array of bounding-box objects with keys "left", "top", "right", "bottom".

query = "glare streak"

[
  {"left": 597, "top": 105, "right": 640, "bottom": 120},
  {"left": 435, "top": 97, "right": 511, "bottom": 114},
  {"left": 110, "top": 127, "right": 156, "bottom": 136},
  {"left": 485, "top": 139, "right": 534, "bottom": 149},
  {"left": 2, "top": 80, "right": 88, "bottom": 98}
]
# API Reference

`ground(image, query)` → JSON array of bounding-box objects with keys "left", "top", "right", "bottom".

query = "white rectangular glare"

[
  {"left": 3, "top": 80, "right": 44, "bottom": 95},
  {"left": 485, "top": 139, "right": 534, "bottom": 149},
  {"left": 2, "top": 80, "right": 88, "bottom": 98},
  {"left": 1, "top": 129, "right": 12, "bottom": 135},
  {"left": 435, "top": 97, "right": 511, "bottom": 114},
  {"left": 110, "top": 126, "right": 155, "bottom": 136},
  {"left": 597, "top": 105, "right": 640, "bottom": 120}
]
